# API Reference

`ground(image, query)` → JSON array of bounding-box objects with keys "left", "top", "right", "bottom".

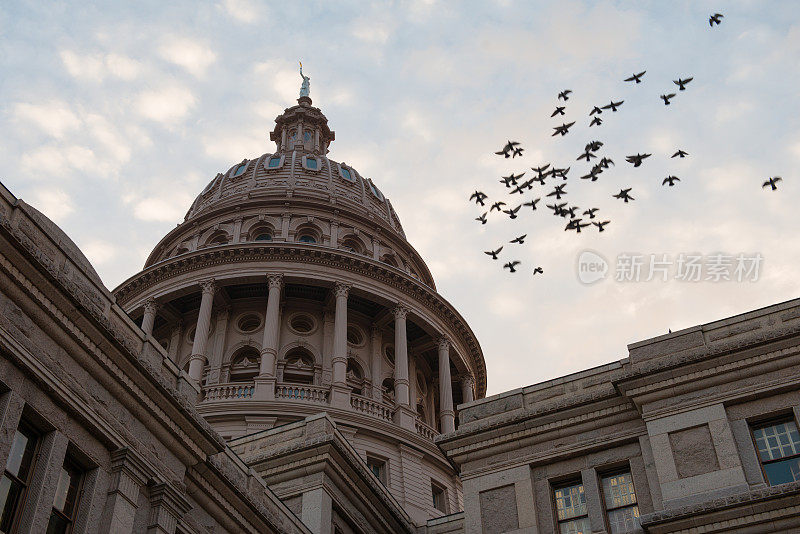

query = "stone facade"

[{"left": 1, "top": 92, "right": 799, "bottom": 534}]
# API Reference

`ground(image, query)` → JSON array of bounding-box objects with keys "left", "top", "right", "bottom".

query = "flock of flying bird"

[{"left": 469, "top": 12, "right": 785, "bottom": 276}]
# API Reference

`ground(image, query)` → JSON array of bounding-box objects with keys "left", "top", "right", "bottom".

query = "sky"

[{"left": 2, "top": 1, "right": 800, "bottom": 396}]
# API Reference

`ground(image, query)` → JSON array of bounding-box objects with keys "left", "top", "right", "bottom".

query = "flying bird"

[
  {"left": 522, "top": 198, "right": 541, "bottom": 210},
  {"left": 532, "top": 267, "right": 544, "bottom": 275},
  {"left": 613, "top": 188, "right": 634, "bottom": 202},
  {"left": 551, "top": 106, "right": 566, "bottom": 117},
  {"left": 565, "top": 218, "right": 591, "bottom": 233},
  {"left": 503, "top": 205, "right": 521, "bottom": 219},
  {"left": 490, "top": 201, "right": 506, "bottom": 212},
  {"left": 512, "top": 146, "right": 524, "bottom": 158},
  {"left": 599, "top": 157, "right": 614, "bottom": 168},
  {"left": 552, "top": 122, "right": 576, "bottom": 136},
  {"left": 546, "top": 202, "right": 568, "bottom": 215},
  {"left": 624, "top": 71, "right": 646, "bottom": 83},
  {"left": 625, "top": 153, "right": 651, "bottom": 167},
  {"left": 590, "top": 106, "right": 603, "bottom": 116},
  {"left": 504, "top": 261, "right": 521, "bottom": 273},
  {"left": 590, "top": 116, "right": 603, "bottom": 127},
  {"left": 602, "top": 100, "right": 624, "bottom": 112},
  {"left": 585, "top": 141, "right": 603, "bottom": 152},
  {"left": 510, "top": 234, "right": 527, "bottom": 244},
  {"left": 662, "top": 176, "right": 680, "bottom": 187},
  {"left": 709, "top": 13, "right": 723, "bottom": 26},
  {"left": 583, "top": 208, "right": 599, "bottom": 219},
  {"left": 546, "top": 184, "right": 567, "bottom": 199},
  {"left": 500, "top": 172, "right": 524, "bottom": 187},
  {"left": 552, "top": 167, "right": 570, "bottom": 180},
  {"left": 470, "top": 191, "right": 488, "bottom": 205},
  {"left": 484, "top": 246, "right": 503, "bottom": 260},
  {"left": 558, "top": 90, "right": 572, "bottom": 101},
  {"left": 531, "top": 164, "right": 551, "bottom": 176},
  {"left": 660, "top": 93, "right": 676, "bottom": 105},
  {"left": 580, "top": 168, "right": 601, "bottom": 182},
  {"left": 673, "top": 77, "right": 693, "bottom": 91},
  {"left": 593, "top": 220, "right": 610, "bottom": 232},
  {"left": 564, "top": 206, "right": 580, "bottom": 219},
  {"left": 495, "top": 140, "right": 520, "bottom": 158},
  {"left": 475, "top": 212, "right": 487, "bottom": 224},
  {"left": 671, "top": 149, "right": 689, "bottom": 158},
  {"left": 509, "top": 184, "right": 527, "bottom": 195},
  {"left": 762, "top": 177, "right": 782, "bottom": 190},
  {"left": 577, "top": 150, "right": 597, "bottom": 162}
]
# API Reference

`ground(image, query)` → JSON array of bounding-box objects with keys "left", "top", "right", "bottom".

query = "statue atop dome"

[{"left": 299, "top": 61, "right": 310, "bottom": 98}]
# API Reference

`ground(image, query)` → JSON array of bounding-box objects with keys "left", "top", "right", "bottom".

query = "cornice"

[{"left": 115, "top": 243, "right": 487, "bottom": 397}]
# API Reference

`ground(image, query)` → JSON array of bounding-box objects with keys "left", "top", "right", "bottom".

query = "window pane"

[
  {"left": 306, "top": 158, "right": 317, "bottom": 169},
  {"left": 558, "top": 516, "right": 591, "bottom": 534},
  {"left": 608, "top": 505, "right": 640, "bottom": 534},
  {"left": 602, "top": 472, "right": 637, "bottom": 508},
  {"left": 268, "top": 157, "right": 281, "bottom": 168},
  {"left": 45, "top": 510, "right": 70, "bottom": 534},
  {"left": 341, "top": 167, "right": 352, "bottom": 180},
  {"left": 754, "top": 421, "right": 800, "bottom": 461},
  {"left": 5, "top": 431, "right": 29, "bottom": 477},
  {"left": 554, "top": 483, "right": 587, "bottom": 520},
  {"left": 0, "top": 475, "right": 23, "bottom": 531},
  {"left": 763, "top": 457, "right": 800, "bottom": 485}
]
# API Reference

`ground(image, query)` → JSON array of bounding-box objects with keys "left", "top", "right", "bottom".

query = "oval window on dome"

[
  {"left": 268, "top": 157, "right": 281, "bottom": 168},
  {"left": 233, "top": 163, "right": 247, "bottom": 177},
  {"left": 289, "top": 313, "right": 316, "bottom": 335},
  {"left": 339, "top": 165, "right": 354, "bottom": 182},
  {"left": 237, "top": 314, "right": 262, "bottom": 333},
  {"left": 347, "top": 325, "right": 364, "bottom": 346},
  {"left": 369, "top": 181, "right": 384, "bottom": 201},
  {"left": 306, "top": 157, "right": 317, "bottom": 170}
]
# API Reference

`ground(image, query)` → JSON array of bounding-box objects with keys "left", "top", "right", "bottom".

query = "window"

[
  {"left": 237, "top": 314, "right": 262, "bottom": 334},
  {"left": 303, "top": 131, "right": 313, "bottom": 143},
  {"left": 346, "top": 325, "right": 364, "bottom": 346},
  {"left": 367, "top": 457, "right": 387, "bottom": 485},
  {"left": 232, "top": 162, "right": 247, "bottom": 177},
  {"left": 305, "top": 157, "right": 317, "bottom": 169},
  {"left": 229, "top": 348, "right": 261, "bottom": 383},
  {"left": 368, "top": 180, "right": 384, "bottom": 201},
  {"left": 752, "top": 419, "right": 800, "bottom": 485},
  {"left": 431, "top": 483, "right": 447, "bottom": 513},
  {"left": 383, "top": 345, "right": 395, "bottom": 365},
  {"left": 46, "top": 456, "right": 84, "bottom": 534},
  {"left": 601, "top": 471, "right": 640, "bottom": 534},
  {"left": 0, "top": 423, "right": 39, "bottom": 533},
  {"left": 267, "top": 157, "right": 282, "bottom": 168},
  {"left": 553, "top": 481, "right": 590, "bottom": 534},
  {"left": 339, "top": 165, "right": 354, "bottom": 182},
  {"left": 298, "top": 234, "right": 317, "bottom": 244},
  {"left": 289, "top": 314, "right": 316, "bottom": 335},
  {"left": 254, "top": 232, "right": 272, "bottom": 241}
]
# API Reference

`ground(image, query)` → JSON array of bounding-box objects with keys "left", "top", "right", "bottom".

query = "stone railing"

[
  {"left": 350, "top": 394, "right": 394, "bottom": 423},
  {"left": 275, "top": 383, "right": 329, "bottom": 404},
  {"left": 203, "top": 382, "right": 254, "bottom": 401},
  {"left": 415, "top": 419, "right": 438, "bottom": 441}
]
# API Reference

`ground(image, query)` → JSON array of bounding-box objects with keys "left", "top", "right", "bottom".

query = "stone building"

[{"left": 1, "top": 89, "right": 799, "bottom": 534}]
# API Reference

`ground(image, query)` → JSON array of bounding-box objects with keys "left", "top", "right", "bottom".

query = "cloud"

[
  {"left": 133, "top": 196, "right": 192, "bottom": 222},
  {"left": 158, "top": 37, "right": 217, "bottom": 77},
  {"left": 29, "top": 188, "right": 74, "bottom": 221},
  {"left": 136, "top": 86, "right": 197, "bottom": 124},
  {"left": 59, "top": 50, "right": 142, "bottom": 82},
  {"left": 351, "top": 16, "right": 393, "bottom": 45},
  {"left": 13, "top": 101, "right": 81, "bottom": 138},
  {"left": 104, "top": 53, "right": 142, "bottom": 80},
  {"left": 218, "top": 0, "right": 262, "bottom": 23},
  {"left": 81, "top": 239, "right": 118, "bottom": 265},
  {"left": 20, "top": 145, "right": 102, "bottom": 176}
]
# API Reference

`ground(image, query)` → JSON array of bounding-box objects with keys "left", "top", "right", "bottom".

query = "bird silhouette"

[
  {"left": 475, "top": 212, "right": 487, "bottom": 224},
  {"left": 510, "top": 234, "right": 527, "bottom": 244},
  {"left": 552, "top": 167, "right": 570, "bottom": 180},
  {"left": 671, "top": 149, "right": 688, "bottom": 158},
  {"left": 522, "top": 198, "right": 541, "bottom": 210},
  {"left": 602, "top": 100, "right": 624, "bottom": 112},
  {"left": 673, "top": 77, "right": 693, "bottom": 91},
  {"left": 762, "top": 177, "right": 782, "bottom": 190},
  {"left": 613, "top": 188, "right": 634, "bottom": 202},
  {"left": 662, "top": 176, "right": 680, "bottom": 186},
  {"left": 484, "top": 246, "right": 503, "bottom": 260},
  {"left": 531, "top": 164, "right": 551, "bottom": 175},
  {"left": 552, "top": 122, "right": 576, "bottom": 136},
  {"left": 470, "top": 191, "right": 488, "bottom": 205},
  {"left": 660, "top": 93, "right": 676, "bottom": 105},
  {"left": 532, "top": 267, "right": 543, "bottom": 275},
  {"left": 551, "top": 106, "right": 566, "bottom": 117},
  {"left": 593, "top": 220, "right": 610, "bottom": 232},
  {"left": 577, "top": 150, "right": 597, "bottom": 162},
  {"left": 547, "top": 202, "right": 568, "bottom": 215},
  {"left": 580, "top": 168, "right": 601, "bottom": 181},
  {"left": 625, "top": 153, "right": 651, "bottom": 167},
  {"left": 590, "top": 106, "right": 603, "bottom": 116},
  {"left": 512, "top": 146, "right": 524, "bottom": 158},
  {"left": 558, "top": 90, "right": 572, "bottom": 101},
  {"left": 565, "top": 218, "right": 591, "bottom": 233},
  {"left": 590, "top": 116, "right": 603, "bottom": 127},
  {"left": 503, "top": 205, "right": 521, "bottom": 219},
  {"left": 504, "top": 261, "right": 521, "bottom": 273},
  {"left": 509, "top": 184, "right": 526, "bottom": 195},
  {"left": 547, "top": 184, "right": 567, "bottom": 199},
  {"left": 530, "top": 175, "right": 547, "bottom": 185},
  {"left": 565, "top": 206, "right": 580, "bottom": 219},
  {"left": 495, "top": 140, "right": 519, "bottom": 158},
  {"left": 599, "top": 157, "right": 614, "bottom": 168},
  {"left": 490, "top": 201, "right": 506, "bottom": 212},
  {"left": 585, "top": 141, "right": 603, "bottom": 152},
  {"left": 709, "top": 13, "right": 723, "bottom": 26},
  {"left": 583, "top": 208, "right": 599, "bottom": 219},
  {"left": 624, "top": 71, "right": 646, "bottom": 83}
]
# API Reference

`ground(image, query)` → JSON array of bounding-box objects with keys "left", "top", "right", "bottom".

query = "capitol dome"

[{"left": 113, "top": 93, "right": 485, "bottom": 524}]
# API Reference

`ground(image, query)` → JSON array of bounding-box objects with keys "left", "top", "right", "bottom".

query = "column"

[
  {"left": 393, "top": 305, "right": 416, "bottom": 430},
  {"left": 18, "top": 430, "right": 69, "bottom": 533},
  {"left": 188, "top": 279, "right": 215, "bottom": 385},
  {"left": 461, "top": 376, "right": 475, "bottom": 404},
  {"left": 330, "top": 282, "right": 351, "bottom": 407},
  {"left": 232, "top": 216, "right": 243, "bottom": 243},
  {"left": 255, "top": 274, "right": 283, "bottom": 400},
  {"left": 0, "top": 390, "right": 25, "bottom": 470},
  {"left": 370, "top": 325, "right": 383, "bottom": 401},
  {"left": 141, "top": 298, "right": 159, "bottom": 337},
  {"left": 147, "top": 481, "right": 192, "bottom": 534},
  {"left": 167, "top": 321, "right": 182, "bottom": 363},
  {"left": 438, "top": 336, "right": 455, "bottom": 434},
  {"left": 208, "top": 307, "right": 230, "bottom": 385},
  {"left": 99, "top": 448, "right": 154, "bottom": 534}
]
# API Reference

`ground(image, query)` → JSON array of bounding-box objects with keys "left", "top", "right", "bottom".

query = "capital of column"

[
  {"left": 199, "top": 278, "right": 216, "bottom": 295},
  {"left": 334, "top": 282, "right": 351, "bottom": 298},
  {"left": 266, "top": 273, "right": 284, "bottom": 290},
  {"left": 437, "top": 335, "right": 451, "bottom": 352},
  {"left": 392, "top": 304, "right": 409, "bottom": 320},
  {"left": 143, "top": 298, "right": 160, "bottom": 315}
]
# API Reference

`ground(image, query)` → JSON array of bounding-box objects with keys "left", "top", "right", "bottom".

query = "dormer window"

[
  {"left": 265, "top": 155, "right": 284, "bottom": 170},
  {"left": 302, "top": 155, "right": 320, "bottom": 171},
  {"left": 338, "top": 164, "right": 355, "bottom": 182},
  {"left": 233, "top": 162, "right": 247, "bottom": 177},
  {"left": 368, "top": 180, "right": 384, "bottom": 201},
  {"left": 306, "top": 157, "right": 317, "bottom": 169}
]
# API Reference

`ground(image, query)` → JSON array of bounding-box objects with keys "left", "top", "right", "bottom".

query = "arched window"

[
  {"left": 250, "top": 225, "right": 274, "bottom": 242},
  {"left": 229, "top": 347, "right": 260, "bottom": 383},
  {"left": 340, "top": 237, "right": 364, "bottom": 255},
  {"left": 233, "top": 162, "right": 248, "bottom": 177},
  {"left": 380, "top": 254, "right": 399, "bottom": 268},
  {"left": 206, "top": 232, "right": 229, "bottom": 247},
  {"left": 298, "top": 235, "right": 316, "bottom": 243},
  {"left": 284, "top": 349, "right": 315, "bottom": 385},
  {"left": 382, "top": 377, "right": 395, "bottom": 404},
  {"left": 346, "top": 358, "right": 365, "bottom": 395}
]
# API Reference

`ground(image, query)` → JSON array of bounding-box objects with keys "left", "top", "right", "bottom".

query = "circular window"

[
  {"left": 347, "top": 325, "right": 365, "bottom": 346},
  {"left": 237, "top": 313, "right": 262, "bottom": 334},
  {"left": 383, "top": 344, "right": 395, "bottom": 364},
  {"left": 289, "top": 313, "right": 316, "bottom": 335},
  {"left": 298, "top": 234, "right": 317, "bottom": 244}
]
